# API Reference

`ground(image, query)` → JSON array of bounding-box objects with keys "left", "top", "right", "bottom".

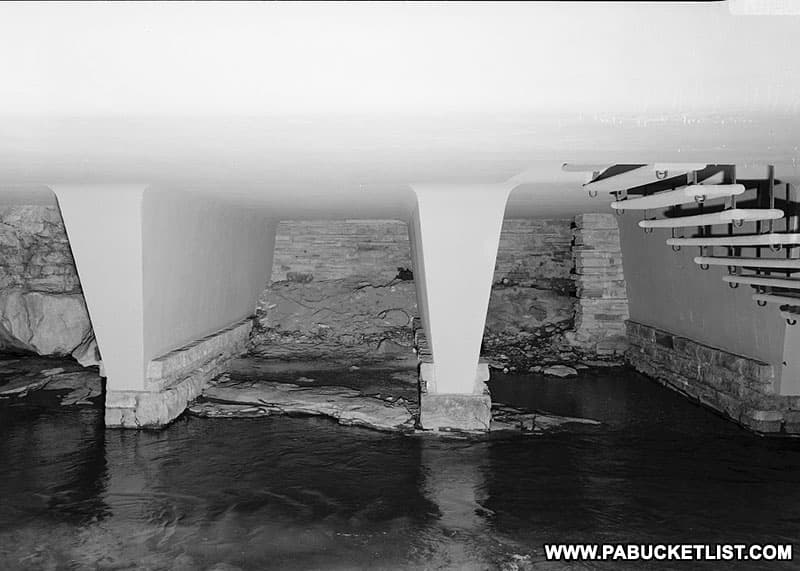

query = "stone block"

[
  {"left": 739, "top": 409, "right": 784, "bottom": 433},
  {"left": 105, "top": 373, "right": 206, "bottom": 428},
  {"left": 419, "top": 392, "right": 492, "bottom": 432},
  {"left": 106, "top": 318, "right": 252, "bottom": 428}
]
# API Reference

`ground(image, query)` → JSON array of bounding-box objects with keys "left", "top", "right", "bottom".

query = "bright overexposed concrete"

[
  {"left": 0, "top": 2, "right": 799, "bottom": 218},
  {"left": 5, "top": 2, "right": 800, "bottom": 410},
  {"left": 53, "top": 185, "right": 147, "bottom": 391},
  {"left": 142, "top": 190, "right": 276, "bottom": 361},
  {"left": 411, "top": 183, "right": 511, "bottom": 394},
  {"left": 54, "top": 185, "right": 277, "bottom": 393}
]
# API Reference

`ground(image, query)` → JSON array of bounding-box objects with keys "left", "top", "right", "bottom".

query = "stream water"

[{"left": 2, "top": 366, "right": 800, "bottom": 570}]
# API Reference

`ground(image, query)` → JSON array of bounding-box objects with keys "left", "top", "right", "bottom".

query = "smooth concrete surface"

[
  {"left": 2, "top": 3, "right": 800, "bottom": 220},
  {"left": 142, "top": 190, "right": 276, "bottom": 360},
  {"left": 54, "top": 186, "right": 277, "bottom": 397},
  {"left": 617, "top": 213, "right": 787, "bottom": 392},
  {"left": 410, "top": 183, "right": 511, "bottom": 394},
  {"left": 419, "top": 362, "right": 490, "bottom": 396},
  {"left": 53, "top": 185, "right": 148, "bottom": 392}
]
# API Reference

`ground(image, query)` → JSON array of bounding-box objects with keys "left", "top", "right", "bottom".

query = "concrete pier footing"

[
  {"left": 419, "top": 391, "right": 492, "bottom": 432},
  {"left": 105, "top": 319, "right": 252, "bottom": 428},
  {"left": 418, "top": 359, "right": 492, "bottom": 432}
]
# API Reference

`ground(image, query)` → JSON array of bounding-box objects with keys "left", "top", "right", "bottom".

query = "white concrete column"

[
  {"left": 410, "top": 183, "right": 511, "bottom": 430},
  {"left": 52, "top": 184, "right": 148, "bottom": 392},
  {"left": 52, "top": 185, "right": 278, "bottom": 428}
]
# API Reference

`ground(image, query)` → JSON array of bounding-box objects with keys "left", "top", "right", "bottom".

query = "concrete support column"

[
  {"left": 409, "top": 183, "right": 511, "bottom": 431},
  {"left": 53, "top": 185, "right": 277, "bottom": 428},
  {"left": 53, "top": 185, "right": 148, "bottom": 392}
]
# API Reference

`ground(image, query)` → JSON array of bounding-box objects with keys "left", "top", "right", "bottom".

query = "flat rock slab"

[
  {"left": 192, "top": 373, "right": 601, "bottom": 436},
  {"left": 543, "top": 365, "right": 578, "bottom": 378},
  {"left": 491, "top": 404, "right": 600, "bottom": 434},
  {"left": 193, "top": 376, "right": 416, "bottom": 432},
  {"left": 0, "top": 355, "right": 102, "bottom": 405}
]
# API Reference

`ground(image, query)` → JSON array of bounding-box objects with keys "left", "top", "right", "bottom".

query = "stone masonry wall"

[
  {"left": 568, "top": 213, "right": 629, "bottom": 355},
  {"left": 494, "top": 219, "right": 573, "bottom": 291},
  {"left": 271, "top": 220, "right": 411, "bottom": 283},
  {"left": 270, "top": 219, "right": 574, "bottom": 287},
  {"left": 626, "top": 320, "right": 800, "bottom": 435},
  {"left": 256, "top": 219, "right": 577, "bottom": 361},
  {"left": 0, "top": 206, "right": 81, "bottom": 294}
]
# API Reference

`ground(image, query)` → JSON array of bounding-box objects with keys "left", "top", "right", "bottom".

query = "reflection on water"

[{"left": 2, "top": 368, "right": 800, "bottom": 569}]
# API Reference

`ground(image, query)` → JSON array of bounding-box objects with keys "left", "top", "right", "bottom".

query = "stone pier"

[{"left": 568, "top": 213, "right": 629, "bottom": 355}]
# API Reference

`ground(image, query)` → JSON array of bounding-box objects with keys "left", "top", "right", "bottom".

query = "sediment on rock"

[{"left": 250, "top": 276, "right": 417, "bottom": 361}]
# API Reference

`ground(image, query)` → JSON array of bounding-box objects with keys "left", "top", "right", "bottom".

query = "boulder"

[
  {"left": 0, "top": 290, "right": 93, "bottom": 356},
  {"left": 543, "top": 364, "right": 578, "bottom": 378}
]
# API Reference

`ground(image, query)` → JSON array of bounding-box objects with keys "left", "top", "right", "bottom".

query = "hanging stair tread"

[
  {"left": 752, "top": 293, "right": 800, "bottom": 306},
  {"left": 667, "top": 233, "right": 800, "bottom": 247},
  {"left": 611, "top": 184, "right": 745, "bottom": 210},
  {"left": 581, "top": 163, "right": 709, "bottom": 193},
  {"left": 694, "top": 256, "right": 800, "bottom": 269},
  {"left": 639, "top": 208, "right": 782, "bottom": 229},
  {"left": 723, "top": 274, "right": 800, "bottom": 289}
]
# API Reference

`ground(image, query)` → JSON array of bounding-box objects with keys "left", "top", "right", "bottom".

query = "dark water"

[{"left": 2, "top": 368, "right": 800, "bottom": 570}]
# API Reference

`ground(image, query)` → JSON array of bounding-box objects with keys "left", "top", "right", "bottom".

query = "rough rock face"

[
  {"left": 0, "top": 290, "right": 93, "bottom": 356},
  {"left": 251, "top": 276, "right": 417, "bottom": 360},
  {"left": 484, "top": 286, "right": 574, "bottom": 335},
  {"left": 252, "top": 277, "right": 579, "bottom": 363},
  {"left": 0, "top": 205, "right": 101, "bottom": 367},
  {"left": 0, "top": 205, "right": 81, "bottom": 294}
]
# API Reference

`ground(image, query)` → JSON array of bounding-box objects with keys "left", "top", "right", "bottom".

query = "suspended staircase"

[{"left": 564, "top": 162, "right": 800, "bottom": 326}]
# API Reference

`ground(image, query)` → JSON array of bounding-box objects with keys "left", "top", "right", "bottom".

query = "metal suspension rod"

[{"left": 768, "top": 164, "right": 775, "bottom": 234}]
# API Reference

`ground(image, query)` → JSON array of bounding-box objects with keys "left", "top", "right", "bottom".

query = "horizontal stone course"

[
  {"left": 626, "top": 320, "right": 800, "bottom": 435},
  {"left": 270, "top": 218, "right": 574, "bottom": 287},
  {"left": 569, "top": 213, "right": 629, "bottom": 355},
  {"left": 106, "top": 318, "right": 253, "bottom": 428}
]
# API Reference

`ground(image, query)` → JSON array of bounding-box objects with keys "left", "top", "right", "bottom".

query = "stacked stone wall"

[
  {"left": 627, "top": 320, "right": 800, "bottom": 434},
  {"left": 0, "top": 206, "right": 80, "bottom": 294},
  {"left": 270, "top": 220, "right": 411, "bottom": 283},
  {"left": 270, "top": 219, "right": 574, "bottom": 287},
  {"left": 569, "top": 213, "right": 629, "bottom": 355},
  {"left": 494, "top": 219, "right": 573, "bottom": 291}
]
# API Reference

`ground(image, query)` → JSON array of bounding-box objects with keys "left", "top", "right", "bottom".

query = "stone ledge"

[
  {"left": 106, "top": 318, "right": 253, "bottom": 428},
  {"left": 624, "top": 320, "right": 800, "bottom": 435},
  {"left": 146, "top": 318, "right": 252, "bottom": 392}
]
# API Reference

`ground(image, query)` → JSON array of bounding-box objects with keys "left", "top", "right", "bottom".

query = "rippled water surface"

[{"left": 2, "top": 366, "right": 800, "bottom": 570}]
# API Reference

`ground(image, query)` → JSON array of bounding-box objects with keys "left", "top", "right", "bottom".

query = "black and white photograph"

[{"left": 1, "top": 0, "right": 799, "bottom": 568}]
